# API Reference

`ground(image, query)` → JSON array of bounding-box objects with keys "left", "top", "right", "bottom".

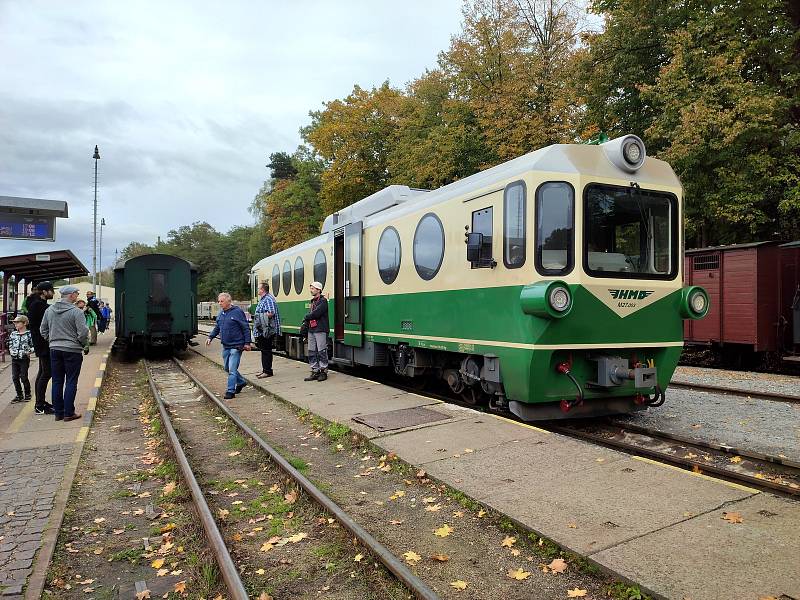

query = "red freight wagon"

[{"left": 684, "top": 241, "right": 800, "bottom": 363}]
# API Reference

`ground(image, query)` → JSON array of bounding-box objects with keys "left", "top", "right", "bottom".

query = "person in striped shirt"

[{"left": 253, "top": 282, "right": 281, "bottom": 378}]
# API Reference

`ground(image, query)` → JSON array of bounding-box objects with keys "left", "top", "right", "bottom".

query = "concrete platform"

[
  {"left": 0, "top": 332, "right": 112, "bottom": 599},
  {"left": 193, "top": 341, "right": 800, "bottom": 600}
]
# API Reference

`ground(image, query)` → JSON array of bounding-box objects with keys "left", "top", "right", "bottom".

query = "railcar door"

[{"left": 332, "top": 221, "right": 364, "bottom": 363}]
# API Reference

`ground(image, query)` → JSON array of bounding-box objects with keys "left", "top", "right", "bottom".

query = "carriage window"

[
  {"left": 313, "top": 249, "right": 327, "bottom": 289},
  {"left": 293, "top": 257, "right": 304, "bottom": 294},
  {"left": 149, "top": 272, "right": 168, "bottom": 307},
  {"left": 378, "top": 227, "right": 401, "bottom": 284},
  {"left": 584, "top": 183, "right": 677, "bottom": 279},
  {"left": 271, "top": 265, "right": 280, "bottom": 296},
  {"left": 536, "top": 182, "right": 574, "bottom": 276},
  {"left": 414, "top": 213, "right": 445, "bottom": 281},
  {"left": 282, "top": 260, "right": 291, "bottom": 296},
  {"left": 470, "top": 207, "right": 493, "bottom": 267},
  {"left": 504, "top": 182, "right": 526, "bottom": 268}
]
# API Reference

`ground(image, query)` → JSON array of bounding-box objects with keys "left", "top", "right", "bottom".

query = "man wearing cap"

[
  {"left": 40, "top": 285, "right": 89, "bottom": 422},
  {"left": 303, "top": 281, "right": 330, "bottom": 382},
  {"left": 26, "top": 281, "right": 56, "bottom": 415}
]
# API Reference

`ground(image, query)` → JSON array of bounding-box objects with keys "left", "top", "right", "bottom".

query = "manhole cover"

[{"left": 352, "top": 407, "right": 450, "bottom": 432}]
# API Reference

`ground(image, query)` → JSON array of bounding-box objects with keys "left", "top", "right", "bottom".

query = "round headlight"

[
  {"left": 623, "top": 140, "right": 642, "bottom": 165},
  {"left": 690, "top": 290, "right": 707, "bottom": 314},
  {"left": 549, "top": 286, "right": 571, "bottom": 312}
]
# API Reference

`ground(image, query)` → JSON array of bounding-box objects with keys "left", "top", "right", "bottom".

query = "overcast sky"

[{"left": 0, "top": 1, "right": 463, "bottom": 274}]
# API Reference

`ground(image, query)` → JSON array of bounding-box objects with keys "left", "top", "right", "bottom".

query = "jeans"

[
  {"left": 35, "top": 352, "right": 52, "bottom": 409},
  {"left": 11, "top": 357, "right": 31, "bottom": 398},
  {"left": 308, "top": 332, "right": 328, "bottom": 372},
  {"left": 222, "top": 347, "right": 246, "bottom": 393},
  {"left": 51, "top": 349, "right": 83, "bottom": 417},
  {"left": 258, "top": 335, "right": 274, "bottom": 374}
]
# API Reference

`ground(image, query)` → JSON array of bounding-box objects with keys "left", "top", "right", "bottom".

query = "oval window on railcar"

[
  {"left": 413, "top": 213, "right": 445, "bottom": 281},
  {"left": 294, "top": 256, "right": 304, "bottom": 294},
  {"left": 271, "top": 264, "right": 280, "bottom": 296},
  {"left": 313, "top": 249, "right": 327, "bottom": 290},
  {"left": 378, "top": 227, "right": 401, "bottom": 284},
  {"left": 282, "top": 260, "right": 291, "bottom": 296}
]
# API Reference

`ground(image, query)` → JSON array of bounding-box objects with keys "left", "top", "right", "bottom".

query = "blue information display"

[{"left": 0, "top": 212, "right": 55, "bottom": 241}]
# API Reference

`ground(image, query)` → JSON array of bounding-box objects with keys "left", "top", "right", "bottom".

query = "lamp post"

[
  {"left": 92, "top": 145, "right": 100, "bottom": 295},
  {"left": 99, "top": 217, "right": 106, "bottom": 301}
]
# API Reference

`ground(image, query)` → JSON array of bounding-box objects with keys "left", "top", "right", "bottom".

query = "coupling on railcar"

[{"left": 250, "top": 134, "right": 709, "bottom": 420}]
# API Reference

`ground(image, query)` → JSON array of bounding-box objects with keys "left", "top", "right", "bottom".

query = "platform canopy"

[{"left": 0, "top": 250, "right": 88, "bottom": 283}]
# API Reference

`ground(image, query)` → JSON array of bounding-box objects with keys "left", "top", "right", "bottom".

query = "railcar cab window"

[
  {"left": 271, "top": 264, "right": 280, "bottom": 296},
  {"left": 469, "top": 207, "right": 494, "bottom": 268},
  {"left": 535, "top": 182, "right": 574, "bottom": 276},
  {"left": 294, "top": 256, "right": 304, "bottom": 294},
  {"left": 414, "top": 213, "right": 445, "bottom": 281},
  {"left": 584, "top": 184, "right": 677, "bottom": 280},
  {"left": 504, "top": 181, "right": 526, "bottom": 268},
  {"left": 282, "top": 260, "right": 291, "bottom": 296},
  {"left": 377, "top": 226, "right": 401, "bottom": 284},
  {"left": 313, "top": 249, "right": 327, "bottom": 289}
]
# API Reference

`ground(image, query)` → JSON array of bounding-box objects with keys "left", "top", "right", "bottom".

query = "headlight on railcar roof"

[
  {"left": 520, "top": 280, "right": 573, "bottom": 319},
  {"left": 601, "top": 134, "right": 647, "bottom": 172},
  {"left": 680, "top": 286, "right": 710, "bottom": 319}
]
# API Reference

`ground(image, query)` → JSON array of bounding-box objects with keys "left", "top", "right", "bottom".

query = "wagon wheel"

[{"left": 460, "top": 387, "right": 479, "bottom": 405}]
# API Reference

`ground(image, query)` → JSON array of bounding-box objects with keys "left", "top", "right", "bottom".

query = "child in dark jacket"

[{"left": 9, "top": 315, "right": 34, "bottom": 402}]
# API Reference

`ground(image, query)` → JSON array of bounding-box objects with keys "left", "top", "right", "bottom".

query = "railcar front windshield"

[{"left": 584, "top": 184, "right": 678, "bottom": 280}]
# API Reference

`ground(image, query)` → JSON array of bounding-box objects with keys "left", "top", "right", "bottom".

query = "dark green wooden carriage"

[{"left": 113, "top": 254, "right": 198, "bottom": 353}]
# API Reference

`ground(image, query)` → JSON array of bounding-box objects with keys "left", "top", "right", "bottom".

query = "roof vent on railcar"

[{"left": 320, "top": 185, "right": 429, "bottom": 233}]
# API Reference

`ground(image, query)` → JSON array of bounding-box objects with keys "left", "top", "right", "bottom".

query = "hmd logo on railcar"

[{"left": 608, "top": 289, "right": 654, "bottom": 308}]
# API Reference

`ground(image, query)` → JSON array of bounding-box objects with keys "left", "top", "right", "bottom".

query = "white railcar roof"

[{"left": 251, "top": 142, "right": 681, "bottom": 271}]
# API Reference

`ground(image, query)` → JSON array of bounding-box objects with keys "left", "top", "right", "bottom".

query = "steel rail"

[
  {"left": 546, "top": 423, "right": 800, "bottom": 497},
  {"left": 143, "top": 361, "right": 249, "bottom": 600},
  {"left": 171, "top": 357, "right": 441, "bottom": 600},
  {"left": 669, "top": 380, "right": 800, "bottom": 404}
]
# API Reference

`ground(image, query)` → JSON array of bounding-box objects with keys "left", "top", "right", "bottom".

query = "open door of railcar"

[{"left": 331, "top": 221, "right": 364, "bottom": 365}]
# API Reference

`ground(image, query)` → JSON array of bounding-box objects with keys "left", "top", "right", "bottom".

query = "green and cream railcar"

[{"left": 250, "top": 135, "right": 708, "bottom": 420}]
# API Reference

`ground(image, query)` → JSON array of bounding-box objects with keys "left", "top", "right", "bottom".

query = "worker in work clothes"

[
  {"left": 303, "top": 281, "right": 329, "bottom": 382},
  {"left": 206, "top": 292, "right": 252, "bottom": 400}
]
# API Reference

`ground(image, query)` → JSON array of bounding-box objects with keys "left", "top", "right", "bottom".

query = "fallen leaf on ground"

[
  {"left": 501, "top": 536, "right": 517, "bottom": 547},
  {"left": 353, "top": 553, "right": 364, "bottom": 562},
  {"left": 477, "top": 509, "right": 486, "bottom": 517},
  {"left": 228, "top": 451, "right": 240, "bottom": 457},
  {"left": 174, "top": 580, "right": 187, "bottom": 594},
  {"left": 162, "top": 482, "right": 177, "bottom": 495},
  {"left": 257, "top": 593, "right": 273, "bottom": 600},
  {"left": 151, "top": 558, "right": 165, "bottom": 569},
  {"left": 403, "top": 551, "right": 422, "bottom": 565},
  {"left": 218, "top": 509, "right": 230, "bottom": 519},
  {"left": 450, "top": 580, "right": 468, "bottom": 590},
  {"left": 730, "top": 456, "right": 743, "bottom": 463},
  {"left": 156, "top": 569, "right": 169, "bottom": 577},
  {"left": 425, "top": 504, "right": 442, "bottom": 512},
  {"left": 567, "top": 589, "right": 587, "bottom": 598},
  {"left": 511, "top": 548, "right": 521, "bottom": 556},
  {"left": 431, "top": 553, "right": 449, "bottom": 562},
  {"left": 434, "top": 524, "right": 453, "bottom": 537},
  {"left": 722, "top": 512, "right": 743, "bottom": 524},
  {"left": 284, "top": 490, "right": 298, "bottom": 505},
  {"left": 389, "top": 520, "right": 404, "bottom": 525},
  {"left": 286, "top": 532, "right": 308, "bottom": 543},
  {"left": 93, "top": 517, "right": 105, "bottom": 524},
  {"left": 507, "top": 568, "right": 531, "bottom": 580},
  {"left": 548, "top": 558, "right": 567, "bottom": 573},
  {"left": 112, "top": 529, "right": 125, "bottom": 535},
  {"left": 259, "top": 543, "right": 274, "bottom": 552},
  {"left": 135, "top": 591, "right": 151, "bottom": 600}
]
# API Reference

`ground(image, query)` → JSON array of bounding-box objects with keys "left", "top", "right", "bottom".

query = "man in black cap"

[
  {"left": 26, "top": 281, "right": 55, "bottom": 415},
  {"left": 86, "top": 290, "right": 100, "bottom": 345}
]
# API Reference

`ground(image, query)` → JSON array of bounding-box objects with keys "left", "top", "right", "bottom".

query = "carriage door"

[
  {"left": 147, "top": 270, "right": 171, "bottom": 332},
  {"left": 332, "top": 221, "right": 364, "bottom": 362}
]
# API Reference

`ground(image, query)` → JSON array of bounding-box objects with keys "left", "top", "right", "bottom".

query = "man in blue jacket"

[{"left": 206, "top": 292, "right": 252, "bottom": 399}]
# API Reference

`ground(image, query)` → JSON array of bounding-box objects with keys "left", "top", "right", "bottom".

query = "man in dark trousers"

[
  {"left": 253, "top": 282, "right": 280, "bottom": 378},
  {"left": 303, "top": 281, "right": 329, "bottom": 382},
  {"left": 205, "top": 292, "right": 252, "bottom": 399},
  {"left": 85, "top": 290, "right": 101, "bottom": 345},
  {"left": 40, "top": 285, "right": 89, "bottom": 422},
  {"left": 26, "top": 281, "right": 55, "bottom": 415}
]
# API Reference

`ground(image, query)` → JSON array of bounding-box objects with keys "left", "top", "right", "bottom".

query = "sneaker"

[
  {"left": 24, "top": 393, "right": 32, "bottom": 401},
  {"left": 35, "top": 404, "right": 55, "bottom": 415},
  {"left": 235, "top": 383, "right": 246, "bottom": 394},
  {"left": 303, "top": 372, "right": 319, "bottom": 381},
  {"left": 11, "top": 396, "right": 24, "bottom": 403},
  {"left": 224, "top": 392, "right": 235, "bottom": 400},
  {"left": 317, "top": 370, "right": 328, "bottom": 382}
]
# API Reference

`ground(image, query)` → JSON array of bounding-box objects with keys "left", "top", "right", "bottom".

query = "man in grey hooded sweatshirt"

[{"left": 40, "top": 285, "right": 89, "bottom": 421}]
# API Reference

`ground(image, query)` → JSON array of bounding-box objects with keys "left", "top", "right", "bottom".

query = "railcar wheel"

[{"left": 461, "top": 387, "right": 479, "bottom": 405}]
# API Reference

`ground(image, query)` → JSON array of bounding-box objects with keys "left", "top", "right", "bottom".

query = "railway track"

[
  {"left": 668, "top": 379, "right": 800, "bottom": 404},
  {"left": 547, "top": 420, "right": 800, "bottom": 497},
  {"left": 144, "top": 357, "right": 440, "bottom": 600},
  {"left": 195, "top": 323, "right": 799, "bottom": 497}
]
